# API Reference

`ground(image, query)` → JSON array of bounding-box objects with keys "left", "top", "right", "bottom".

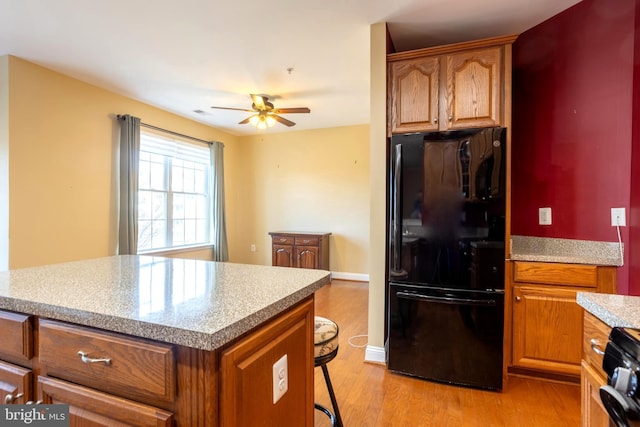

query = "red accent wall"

[{"left": 511, "top": 0, "right": 638, "bottom": 294}]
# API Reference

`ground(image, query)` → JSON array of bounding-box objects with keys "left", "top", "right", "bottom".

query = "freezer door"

[{"left": 387, "top": 285, "right": 504, "bottom": 390}]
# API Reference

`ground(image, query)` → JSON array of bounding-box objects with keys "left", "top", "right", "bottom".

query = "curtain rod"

[{"left": 140, "top": 122, "right": 212, "bottom": 145}]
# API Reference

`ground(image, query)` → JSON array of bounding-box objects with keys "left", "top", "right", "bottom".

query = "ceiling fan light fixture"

[
  {"left": 248, "top": 114, "right": 260, "bottom": 126},
  {"left": 265, "top": 114, "right": 276, "bottom": 128}
]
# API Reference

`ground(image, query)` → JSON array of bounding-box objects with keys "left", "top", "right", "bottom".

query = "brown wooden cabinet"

[
  {"left": 388, "top": 56, "right": 440, "bottom": 133},
  {"left": 581, "top": 311, "right": 612, "bottom": 427},
  {"left": 0, "top": 309, "right": 34, "bottom": 405},
  {"left": 0, "top": 360, "right": 32, "bottom": 404},
  {"left": 220, "top": 297, "right": 314, "bottom": 427},
  {"left": 387, "top": 35, "right": 516, "bottom": 135},
  {"left": 269, "top": 232, "right": 330, "bottom": 270},
  {"left": 508, "top": 261, "right": 616, "bottom": 381},
  {"left": 0, "top": 296, "right": 317, "bottom": 426}
]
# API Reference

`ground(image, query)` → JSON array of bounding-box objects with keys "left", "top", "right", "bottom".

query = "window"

[{"left": 137, "top": 132, "right": 211, "bottom": 253}]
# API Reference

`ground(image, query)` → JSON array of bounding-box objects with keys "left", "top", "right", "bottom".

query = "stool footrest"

[{"left": 314, "top": 403, "right": 337, "bottom": 426}]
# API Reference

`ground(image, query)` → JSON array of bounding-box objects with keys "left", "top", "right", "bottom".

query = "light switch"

[{"left": 539, "top": 207, "right": 552, "bottom": 225}]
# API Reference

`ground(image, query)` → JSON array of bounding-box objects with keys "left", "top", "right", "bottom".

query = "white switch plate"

[
  {"left": 611, "top": 207, "right": 626, "bottom": 226},
  {"left": 539, "top": 207, "right": 552, "bottom": 225},
  {"left": 272, "top": 354, "right": 288, "bottom": 404}
]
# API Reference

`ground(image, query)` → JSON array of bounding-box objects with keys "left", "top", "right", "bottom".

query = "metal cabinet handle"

[
  {"left": 434, "top": 117, "right": 438, "bottom": 124},
  {"left": 279, "top": 238, "right": 286, "bottom": 242},
  {"left": 515, "top": 296, "right": 521, "bottom": 302},
  {"left": 590, "top": 339, "right": 606, "bottom": 356},
  {"left": 449, "top": 115, "right": 453, "bottom": 121},
  {"left": 302, "top": 240, "right": 310, "bottom": 243},
  {"left": 26, "top": 400, "right": 42, "bottom": 405},
  {"left": 4, "top": 393, "right": 23, "bottom": 404},
  {"left": 77, "top": 350, "right": 112, "bottom": 365}
]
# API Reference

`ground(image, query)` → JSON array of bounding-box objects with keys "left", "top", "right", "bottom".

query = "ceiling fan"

[{"left": 211, "top": 94, "right": 310, "bottom": 128}]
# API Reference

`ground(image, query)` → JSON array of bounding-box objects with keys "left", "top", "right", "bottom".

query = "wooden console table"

[{"left": 269, "top": 232, "right": 331, "bottom": 270}]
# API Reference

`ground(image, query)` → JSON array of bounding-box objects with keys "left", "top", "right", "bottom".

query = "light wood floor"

[{"left": 313, "top": 280, "right": 581, "bottom": 427}]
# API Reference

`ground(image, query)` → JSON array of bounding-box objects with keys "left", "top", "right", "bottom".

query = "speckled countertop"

[
  {"left": 511, "top": 235, "right": 622, "bottom": 266},
  {"left": 0, "top": 255, "right": 331, "bottom": 351},
  {"left": 577, "top": 292, "right": 640, "bottom": 328}
]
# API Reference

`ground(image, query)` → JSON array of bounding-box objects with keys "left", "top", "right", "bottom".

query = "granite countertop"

[
  {"left": 577, "top": 292, "right": 640, "bottom": 328},
  {"left": 0, "top": 255, "right": 331, "bottom": 351},
  {"left": 510, "top": 235, "right": 622, "bottom": 266}
]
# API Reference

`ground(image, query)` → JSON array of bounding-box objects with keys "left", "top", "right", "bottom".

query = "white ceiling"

[{"left": 0, "top": 0, "right": 581, "bottom": 136}]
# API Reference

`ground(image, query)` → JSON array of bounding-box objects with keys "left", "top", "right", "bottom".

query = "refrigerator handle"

[
  {"left": 390, "top": 144, "right": 405, "bottom": 277},
  {"left": 396, "top": 291, "right": 497, "bottom": 307}
]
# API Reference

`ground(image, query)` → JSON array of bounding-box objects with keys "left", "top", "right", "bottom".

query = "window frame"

[{"left": 137, "top": 130, "right": 212, "bottom": 255}]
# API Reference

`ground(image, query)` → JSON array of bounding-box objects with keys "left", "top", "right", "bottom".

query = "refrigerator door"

[
  {"left": 389, "top": 128, "right": 506, "bottom": 290},
  {"left": 387, "top": 284, "right": 504, "bottom": 390}
]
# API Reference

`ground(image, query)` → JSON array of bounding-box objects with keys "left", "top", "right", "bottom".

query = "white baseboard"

[
  {"left": 330, "top": 272, "right": 369, "bottom": 282},
  {"left": 364, "top": 345, "right": 386, "bottom": 364}
]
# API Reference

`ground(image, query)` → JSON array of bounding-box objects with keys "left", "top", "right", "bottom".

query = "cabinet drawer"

[
  {"left": 295, "top": 236, "right": 319, "bottom": 246},
  {"left": 0, "top": 310, "right": 33, "bottom": 363},
  {"left": 39, "top": 319, "right": 175, "bottom": 404},
  {"left": 513, "top": 262, "right": 598, "bottom": 287},
  {"left": 272, "top": 235, "right": 294, "bottom": 245},
  {"left": 583, "top": 311, "right": 610, "bottom": 376},
  {"left": 39, "top": 376, "right": 173, "bottom": 427}
]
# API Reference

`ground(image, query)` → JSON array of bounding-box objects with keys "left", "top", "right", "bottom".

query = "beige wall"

[
  {"left": 368, "top": 23, "right": 388, "bottom": 351},
  {"left": 4, "top": 56, "right": 370, "bottom": 276},
  {"left": 233, "top": 125, "right": 370, "bottom": 275},
  {"left": 0, "top": 56, "right": 8, "bottom": 270},
  {"left": 6, "top": 56, "right": 242, "bottom": 268}
]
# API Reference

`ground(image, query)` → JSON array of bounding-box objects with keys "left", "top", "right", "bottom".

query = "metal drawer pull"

[
  {"left": 78, "top": 350, "right": 112, "bottom": 365},
  {"left": 280, "top": 238, "right": 287, "bottom": 242},
  {"left": 590, "top": 339, "right": 606, "bottom": 355},
  {"left": 302, "top": 240, "right": 310, "bottom": 243},
  {"left": 4, "top": 393, "right": 23, "bottom": 404}
]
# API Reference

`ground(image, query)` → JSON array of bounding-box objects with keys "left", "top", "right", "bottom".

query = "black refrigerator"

[{"left": 386, "top": 127, "right": 506, "bottom": 391}]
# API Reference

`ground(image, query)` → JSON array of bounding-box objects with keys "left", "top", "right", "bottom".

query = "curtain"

[
  {"left": 117, "top": 114, "right": 140, "bottom": 255},
  {"left": 210, "top": 141, "right": 229, "bottom": 261}
]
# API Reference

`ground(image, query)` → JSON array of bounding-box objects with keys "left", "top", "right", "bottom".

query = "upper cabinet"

[
  {"left": 388, "top": 35, "right": 517, "bottom": 135},
  {"left": 388, "top": 57, "right": 440, "bottom": 133}
]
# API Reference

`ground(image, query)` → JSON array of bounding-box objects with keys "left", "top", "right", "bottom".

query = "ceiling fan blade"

[
  {"left": 211, "top": 106, "right": 254, "bottom": 112},
  {"left": 273, "top": 107, "right": 310, "bottom": 114},
  {"left": 238, "top": 115, "right": 254, "bottom": 125},
  {"left": 250, "top": 94, "right": 267, "bottom": 111},
  {"left": 272, "top": 115, "right": 296, "bottom": 127}
]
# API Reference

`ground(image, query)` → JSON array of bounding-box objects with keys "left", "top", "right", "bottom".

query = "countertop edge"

[
  {"left": 576, "top": 292, "right": 640, "bottom": 329},
  {"left": 0, "top": 275, "right": 331, "bottom": 352}
]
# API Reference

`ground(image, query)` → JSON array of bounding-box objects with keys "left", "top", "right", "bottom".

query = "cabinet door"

[
  {"left": 295, "top": 246, "right": 319, "bottom": 269},
  {"left": 512, "top": 285, "right": 583, "bottom": 376},
  {"left": 389, "top": 57, "right": 440, "bottom": 134},
  {"left": 581, "top": 360, "right": 610, "bottom": 427},
  {"left": 0, "top": 360, "right": 32, "bottom": 404},
  {"left": 273, "top": 244, "right": 294, "bottom": 267},
  {"left": 38, "top": 376, "right": 173, "bottom": 427},
  {"left": 220, "top": 297, "right": 314, "bottom": 427},
  {"left": 444, "top": 47, "right": 502, "bottom": 129}
]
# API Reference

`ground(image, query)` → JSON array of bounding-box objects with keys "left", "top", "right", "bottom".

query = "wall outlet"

[
  {"left": 250, "top": 244, "right": 256, "bottom": 252},
  {"left": 539, "top": 207, "right": 552, "bottom": 225},
  {"left": 611, "top": 207, "right": 626, "bottom": 226},
  {"left": 272, "top": 354, "right": 288, "bottom": 404}
]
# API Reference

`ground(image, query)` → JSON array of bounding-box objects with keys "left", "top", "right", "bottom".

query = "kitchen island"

[{"left": 0, "top": 255, "right": 331, "bottom": 426}]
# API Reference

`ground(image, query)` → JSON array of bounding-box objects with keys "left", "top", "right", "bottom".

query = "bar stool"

[{"left": 314, "top": 316, "right": 343, "bottom": 427}]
